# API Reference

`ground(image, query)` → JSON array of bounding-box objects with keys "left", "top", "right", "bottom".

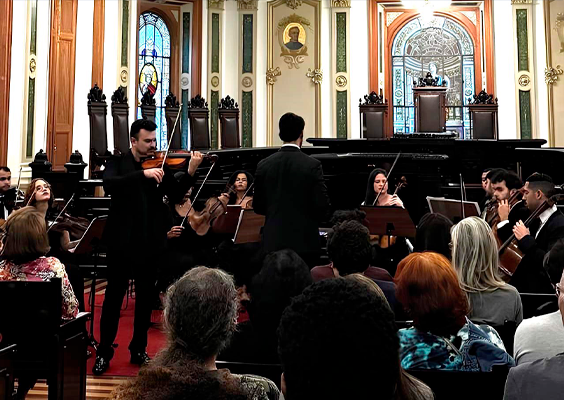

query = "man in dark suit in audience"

[
  {"left": 511, "top": 173, "right": 564, "bottom": 293},
  {"left": 504, "top": 269, "right": 564, "bottom": 399},
  {"left": 253, "top": 112, "right": 330, "bottom": 267}
]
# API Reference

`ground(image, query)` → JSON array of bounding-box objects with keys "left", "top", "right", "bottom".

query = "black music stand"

[
  {"left": 426, "top": 196, "right": 480, "bottom": 223},
  {"left": 212, "top": 205, "right": 242, "bottom": 235},
  {"left": 360, "top": 206, "right": 416, "bottom": 241},
  {"left": 72, "top": 216, "right": 107, "bottom": 350},
  {"left": 233, "top": 209, "right": 265, "bottom": 244}
]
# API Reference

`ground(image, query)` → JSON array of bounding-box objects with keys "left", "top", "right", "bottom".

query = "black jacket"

[
  {"left": 103, "top": 151, "right": 195, "bottom": 260},
  {"left": 253, "top": 146, "right": 330, "bottom": 256},
  {"left": 510, "top": 210, "right": 564, "bottom": 293}
]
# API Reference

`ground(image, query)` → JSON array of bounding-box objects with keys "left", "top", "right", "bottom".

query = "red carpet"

[{"left": 84, "top": 284, "right": 167, "bottom": 377}]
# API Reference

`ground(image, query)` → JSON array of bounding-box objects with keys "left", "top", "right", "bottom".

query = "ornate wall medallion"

[
  {"left": 211, "top": 76, "right": 220, "bottom": 87},
  {"left": 518, "top": 74, "right": 531, "bottom": 87},
  {"left": 336, "top": 75, "right": 347, "bottom": 87},
  {"left": 286, "top": 0, "right": 302, "bottom": 10},
  {"left": 181, "top": 73, "right": 190, "bottom": 90},
  {"left": 242, "top": 76, "right": 253, "bottom": 88}
]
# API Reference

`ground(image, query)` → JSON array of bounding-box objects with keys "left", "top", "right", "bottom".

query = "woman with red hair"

[{"left": 395, "top": 252, "right": 514, "bottom": 371}]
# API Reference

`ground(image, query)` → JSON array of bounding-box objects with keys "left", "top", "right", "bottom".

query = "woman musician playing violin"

[
  {"left": 227, "top": 170, "right": 254, "bottom": 209},
  {"left": 93, "top": 119, "right": 205, "bottom": 375},
  {"left": 363, "top": 168, "right": 404, "bottom": 208}
]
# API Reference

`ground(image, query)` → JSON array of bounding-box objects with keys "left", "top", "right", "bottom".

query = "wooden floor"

[{"left": 25, "top": 376, "right": 128, "bottom": 399}]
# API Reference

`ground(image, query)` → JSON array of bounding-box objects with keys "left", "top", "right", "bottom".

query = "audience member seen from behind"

[
  {"left": 221, "top": 249, "right": 312, "bottom": 364},
  {"left": 111, "top": 267, "right": 278, "bottom": 400},
  {"left": 513, "top": 238, "right": 564, "bottom": 365},
  {"left": 451, "top": 217, "right": 523, "bottom": 327},
  {"left": 503, "top": 269, "right": 564, "bottom": 399},
  {"left": 278, "top": 277, "right": 433, "bottom": 400},
  {"left": 395, "top": 252, "right": 514, "bottom": 371},
  {"left": 311, "top": 220, "right": 401, "bottom": 315},
  {"left": 0, "top": 207, "right": 78, "bottom": 320},
  {"left": 414, "top": 213, "right": 453, "bottom": 260}
]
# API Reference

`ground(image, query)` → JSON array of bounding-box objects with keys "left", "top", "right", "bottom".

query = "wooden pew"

[{"left": 0, "top": 279, "right": 90, "bottom": 400}]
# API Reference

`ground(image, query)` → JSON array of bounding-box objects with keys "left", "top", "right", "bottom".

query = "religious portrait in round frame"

[
  {"left": 139, "top": 63, "right": 158, "bottom": 96},
  {"left": 283, "top": 22, "right": 306, "bottom": 51}
]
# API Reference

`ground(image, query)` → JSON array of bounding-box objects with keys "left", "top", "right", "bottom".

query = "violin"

[
  {"left": 498, "top": 193, "right": 564, "bottom": 279},
  {"left": 187, "top": 195, "right": 230, "bottom": 236},
  {"left": 141, "top": 151, "right": 218, "bottom": 170}
]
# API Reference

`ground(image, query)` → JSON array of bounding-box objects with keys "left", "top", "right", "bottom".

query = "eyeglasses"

[{"left": 556, "top": 283, "right": 562, "bottom": 297}]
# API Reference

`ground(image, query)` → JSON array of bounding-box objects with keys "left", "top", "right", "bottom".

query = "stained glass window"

[
  {"left": 138, "top": 12, "right": 171, "bottom": 149},
  {"left": 391, "top": 16, "right": 475, "bottom": 138}
]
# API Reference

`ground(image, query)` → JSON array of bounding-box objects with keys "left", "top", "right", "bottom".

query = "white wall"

[
  {"left": 493, "top": 0, "right": 518, "bottom": 139},
  {"left": 104, "top": 0, "right": 120, "bottom": 152},
  {"left": 129, "top": 0, "right": 139, "bottom": 134},
  {"left": 349, "top": 0, "right": 370, "bottom": 139},
  {"left": 255, "top": 1, "right": 267, "bottom": 147},
  {"left": 320, "top": 0, "right": 332, "bottom": 138},
  {"left": 534, "top": 0, "right": 549, "bottom": 143},
  {"left": 222, "top": 1, "right": 238, "bottom": 102},
  {"left": 34, "top": 0, "right": 51, "bottom": 158},
  {"left": 73, "top": 0, "right": 95, "bottom": 171}
]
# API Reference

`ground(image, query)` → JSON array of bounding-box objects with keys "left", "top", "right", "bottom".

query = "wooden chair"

[
  {"left": 0, "top": 279, "right": 90, "bottom": 400},
  {"left": 218, "top": 96, "right": 240, "bottom": 149},
  {"left": 187, "top": 94, "right": 211, "bottom": 150},
  {"left": 408, "top": 365, "right": 510, "bottom": 400},
  {"left": 111, "top": 86, "right": 130, "bottom": 156},
  {"left": 87, "top": 84, "right": 111, "bottom": 178},
  {"left": 0, "top": 345, "right": 16, "bottom": 400},
  {"left": 359, "top": 92, "right": 388, "bottom": 138}
]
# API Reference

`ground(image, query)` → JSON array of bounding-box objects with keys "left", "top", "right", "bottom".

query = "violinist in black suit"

[
  {"left": 491, "top": 170, "right": 530, "bottom": 243},
  {"left": 511, "top": 173, "right": 564, "bottom": 293},
  {"left": 93, "top": 119, "right": 203, "bottom": 375},
  {"left": 253, "top": 113, "right": 330, "bottom": 267},
  {"left": 0, "top": 167, "right": 14, "bottom": 219}
]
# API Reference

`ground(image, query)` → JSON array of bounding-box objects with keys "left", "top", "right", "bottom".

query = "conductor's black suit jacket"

[
  {"left": 103, "top": 150, "right": 195, "bottom": 276},
  {"left": 253, "top": 146, "right": 330, "bottom": 256}
]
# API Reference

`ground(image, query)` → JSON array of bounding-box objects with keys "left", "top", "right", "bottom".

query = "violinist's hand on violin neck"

[
  {"left": 144, "top": 168, "right": 164, "bottom": 184},
  {"left": 188, "top": 151, "right": 204, "bottom": 176}
]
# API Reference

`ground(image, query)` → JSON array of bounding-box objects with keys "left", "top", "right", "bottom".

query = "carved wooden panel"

[{"left": 47, "top": 0, "right": 78, "bottom": 171}]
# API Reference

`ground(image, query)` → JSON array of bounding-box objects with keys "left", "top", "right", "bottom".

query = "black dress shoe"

[
  {"left": 130, "top": 351, "right": 151, "bottom": 365},
  {"left": 92, "top": 356, "right": 110, "bottom": 375}
]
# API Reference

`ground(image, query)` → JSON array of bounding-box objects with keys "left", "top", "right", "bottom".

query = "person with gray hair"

[
  {"left": 451, "top": 217, "right": 522, "bottom": 327},
  {"left": 111, "top": 267, "right": 279, "bottom": 400}
]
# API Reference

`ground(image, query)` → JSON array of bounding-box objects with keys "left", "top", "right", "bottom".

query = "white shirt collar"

[
  {"left": 281, "top": 143, "right": 300, "bottom": 149},
  {"left": 539, "top": 204, "right": 558, "bottom": 225}
]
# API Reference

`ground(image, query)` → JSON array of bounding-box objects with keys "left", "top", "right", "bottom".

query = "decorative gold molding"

[
  {"left": 306, "top": 68, "right": 323, "bottom": 84},
  {"left": 266, "top": 67, "right": 281, "bottom": 85},
  {"left": 511, "top": 0, "right": 532, "bottom": 4},
  {"left": 29, "top": 56, "right": 37, "bottom": 74},
  {"left": 386, "top": 12, "right": 403, "bottom": 27},
  {"left": 331, "top": 0, "right": 350, "bottom": 8},
  {"left": 237, "top": 0, "right": 257, "bottom": 10},
  {"left": 556, "top": 13, "right": 564, "bottom": 53},
  {"left": 286, "top": 0, "right": 302, "bottom": 9},
  {"left": 545, "top": 65, "right": 563, "bottom": 85},
  {"left": 208, "top": 0, "right": 225, "bottom": 10}
]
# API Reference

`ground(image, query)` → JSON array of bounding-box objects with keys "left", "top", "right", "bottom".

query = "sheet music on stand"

[
  {"left": 233, "top": 209, "right": 265, "bottom": 244},
  {"left": 71, "top": 216, "right": 107, "bottom": 255},
  {"left": 359, "top": 206, "right": 416, "bottom": 238},
  {"left": 426, "top": 197, "right": 480, "bottom": 223}
]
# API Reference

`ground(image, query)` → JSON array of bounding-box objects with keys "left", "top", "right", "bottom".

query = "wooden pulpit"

[
  {"left": 165, "top": 93, "right": 183, "bottom": 150},
  {"left": 359, "top": 92, "right": 388, "bottom": 138},
  {"left": 469, "top": 90, "right": 499, "bottom": 140},
  {"left": 218, "top": 96, "right": 240, "bottom": 149},
  {"left": 413, "top": 87, "right": 447, "bottom": 132},
  {"left": 87, "top": 84, "right": 110, "bottom": 178},
  {"left": 111, "top": 86, "right": 130, "bottom": 156},
  {"left": 187, "top": 94, "right": 211, "bottom": 150}
]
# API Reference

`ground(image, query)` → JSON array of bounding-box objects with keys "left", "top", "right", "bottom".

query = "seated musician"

[
  {"left": 23, "top": 178, "right": 85, "bottom": 311},
  {"left": 363, "top": 168, "right": 404, "bottom": 207},
  {"left": 227, "top": 170, "right": 253, "bottom": 209},
  {"left": 491, "top": 170, "right": 530, "bottom": 242},
  {"left": 511, "top": 173, "right": 564, "bottom": 293},
  {"left": 395, "top": 252, "right": 515, "bottom": 371},
  {"left": 0, "top": 166, "right": 14, "bottom": 219},
  {"left": 481, "top": 168, "right": 504, "bottom": 221},
  {"left": 0, "top": 207, "right": 79, "bottom": 400}
]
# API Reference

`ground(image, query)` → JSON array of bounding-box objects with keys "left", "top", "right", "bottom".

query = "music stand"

[
  {"left": 360, "top": 206, "right": 416, "bottom": 239},
  {"left": 233, "top": 209, "right": 265, "bottom": 244},
  {"left": 212, "top": 205, "right": 242, "bottom": 235},
  {"left": 426, "top": 196, "right": 480, "bottom": 223},
  {"left": 73, "top": 216, "right": 107, "bottom": 350}
]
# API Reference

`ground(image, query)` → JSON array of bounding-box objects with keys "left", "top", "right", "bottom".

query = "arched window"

[
  {"left": 138, "top": 12, "right": 171, "bottom": 149},
  {"left": 391, "top": 16, "right": 475, "bottom": 138}
]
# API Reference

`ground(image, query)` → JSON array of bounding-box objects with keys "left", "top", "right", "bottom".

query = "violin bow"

[
  {"left": 459, "top": 173, "right": 466, "bottom": 220},
  {"left": 179, "top": 161, "right": 218, "bottom": 228},
  {"left": 373, "top": 151, "right": 402, "bottom": 206},
  {"left": 47, "top": 193, "right": 75, "bottom": 232},
  {"left": 239, "top": 182, "right": 254, "bottom": 206},
  {"left": 160, "top": 104, "right": 183, "bottom": 173},
  {"left": 15, "top": 166, "right": 23, "bottom": 204}
]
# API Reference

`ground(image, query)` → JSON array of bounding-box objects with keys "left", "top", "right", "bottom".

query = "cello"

[{"left": 498, "top": 193, "right": 564, "bottom": 279}]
